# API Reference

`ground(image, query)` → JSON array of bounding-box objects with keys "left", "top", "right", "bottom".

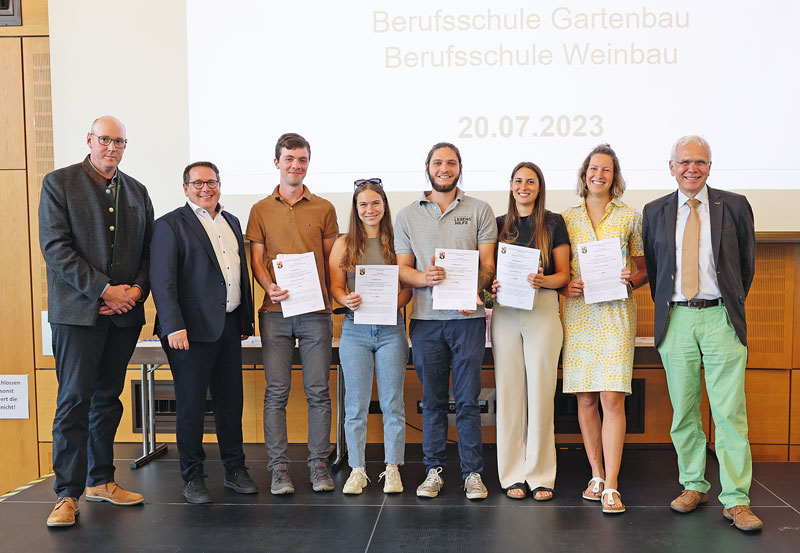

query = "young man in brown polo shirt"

[{"left": 245, "top": 133, "right": 339, "bottom": 494}]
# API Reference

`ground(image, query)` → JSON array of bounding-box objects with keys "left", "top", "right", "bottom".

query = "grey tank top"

[{"left": 346, "top": 237, "right": 387, "bottom": 292}]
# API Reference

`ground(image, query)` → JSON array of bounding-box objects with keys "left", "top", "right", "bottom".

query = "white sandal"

[
  {"left": 601, "top": 488, "right": 625, "bottom": 514},
  {"left": 582, "top": 476, "right": 604, "bottom": 501}
]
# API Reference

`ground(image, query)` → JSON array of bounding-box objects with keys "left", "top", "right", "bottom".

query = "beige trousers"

[{"left": 491, "top": 289, "right": 562, "bottom": 489}]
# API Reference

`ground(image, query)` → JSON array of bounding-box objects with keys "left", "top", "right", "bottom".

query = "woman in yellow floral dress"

[{"left": 560, "top": 144, "right": 647, "bottom": 514}]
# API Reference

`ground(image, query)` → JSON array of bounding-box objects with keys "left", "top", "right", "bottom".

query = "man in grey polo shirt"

[{"left": 395, "top": 142, "right": 496, "bottom": 500}]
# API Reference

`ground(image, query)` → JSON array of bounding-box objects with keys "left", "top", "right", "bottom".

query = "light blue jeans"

[{"left": 339, "top": 311, "right": 408, "bottom": 468}]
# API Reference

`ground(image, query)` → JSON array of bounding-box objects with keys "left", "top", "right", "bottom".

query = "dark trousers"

[
  {"left": 51, "top": 318, "right": 141, "bottom": 498},
  {"left": 163, "top": 311, "right": 246, "bottom": 481},
  {"left": 410, "top": 318, "right": 486, "bottom": 479}
]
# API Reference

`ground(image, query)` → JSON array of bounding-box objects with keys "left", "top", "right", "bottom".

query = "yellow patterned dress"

[{"left": 561, "top": 199, "right": 643, "bottom": 394}]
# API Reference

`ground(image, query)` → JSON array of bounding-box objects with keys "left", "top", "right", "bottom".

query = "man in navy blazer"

[
  {"left": 642, "top": 136, "right": 760, "bottom": 531},
  {"left": 150, "top": 161, "right": 257, "bottom": 503}
]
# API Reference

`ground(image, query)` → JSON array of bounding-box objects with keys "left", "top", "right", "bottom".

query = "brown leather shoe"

[
  {"left": 47, "top": 497, "right": 79, "bottom": 527},
  {"left": 670, "top": 489, "right": 708, "bottom": 513},
  {"left": 723, "top": 505, "right": 763, "bottom": 531},
  {"left": 85, "top": 482, "right": 144, "bottom": 506}
]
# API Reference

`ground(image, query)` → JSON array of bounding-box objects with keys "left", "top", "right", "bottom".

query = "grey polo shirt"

[{"left": 394, "top": 187, "right": 497, "bottom": 320}]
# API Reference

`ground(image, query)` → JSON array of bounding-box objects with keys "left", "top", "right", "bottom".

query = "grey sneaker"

[
  {"left": 464, "top": 472, "right": 488, "bottom": 500},
  {"left": 342, "top": 467, "right": 369, "bottom": 495},
  {"left": 310, "top": 461, "right": 335, "bottom": 492},
  {"left": 416, "top": 467, "right": 443, "bottom": 498},
  {"left": 270, "top": 465, "right": 294, "bottom": 495},
  {"left": 379, "top": 465, "right": 403, "bottom": 494}
]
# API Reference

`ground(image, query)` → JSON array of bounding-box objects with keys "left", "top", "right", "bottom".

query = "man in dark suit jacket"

[
  {"left": 150, "top": 161, "right": 257, "bottom": 504},
  {"left": 39, "top": 116, "right": 152, "bottom": 527},
  {"left": 642, "top": 135, "right": 760, "bottom": 531}
]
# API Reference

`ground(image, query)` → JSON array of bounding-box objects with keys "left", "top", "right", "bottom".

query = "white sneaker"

[
  {"left": 416, "top": 467, "right": 443, "bottom": 498},
  {"left": 342, "top": 467, "right": 369, "bottom": 495},
  {"left": 464, "top": 472, "right": 488, "bottom": 500},
  {"left": 379, "top": 465, "right": 403, "bottom": 494}
]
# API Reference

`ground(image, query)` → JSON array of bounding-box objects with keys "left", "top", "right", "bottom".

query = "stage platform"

[{"left": 2, "top": 443, "right": 799, "bottom": 552}]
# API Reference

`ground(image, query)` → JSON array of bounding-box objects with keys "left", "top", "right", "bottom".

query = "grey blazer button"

[
  {"left": 109, "top": 225, "right": 115, "bottom": 231},
  {"left": 109, "top": 207, "right": 114, "bottom": 213}
]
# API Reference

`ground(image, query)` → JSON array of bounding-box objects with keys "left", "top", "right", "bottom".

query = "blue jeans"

[
  {"left": 339, "top": 311, "right": 408, "bottom": 468},
  {"left": 259, "top": 311, "right": 332, "bottom": 469},
  {"left": 410, "top": 318, "right": 486, "bottom": 479}
]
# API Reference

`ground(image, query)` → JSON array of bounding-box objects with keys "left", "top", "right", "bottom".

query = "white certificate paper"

[
  {"left": 577, "top": 238, "right": 627, "bottom": 304},
  {"left": 432, "top": 248, "right": 479, "bottom": 311},
  {"left": 354, "top": 265, "right": 399, "bottom": 326},
  {"left": 272, "top": 252, "right": 325, "bottom": 317},
  {"left": 496, "top": 242, "right": 541, "bottom": 310}
]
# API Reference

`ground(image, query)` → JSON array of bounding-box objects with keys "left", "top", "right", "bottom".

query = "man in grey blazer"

[
  {"left": 642, "top": 135, "right": 760, "bottom": 531},
  {"left": 39, "top": 116, "right": 153, "bottom": 527}
]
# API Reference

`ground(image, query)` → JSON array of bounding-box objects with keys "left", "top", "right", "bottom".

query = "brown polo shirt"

[{"left": 245, "top": 184, "right": 339, "bottom": 313}]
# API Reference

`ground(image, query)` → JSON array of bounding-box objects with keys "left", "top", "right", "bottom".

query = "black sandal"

[
  {"left": 531, "top": 487, "right": 554, "bottom": 501},
  {"left": 506, "top": 482, "right": 528, "bottom": 499}
]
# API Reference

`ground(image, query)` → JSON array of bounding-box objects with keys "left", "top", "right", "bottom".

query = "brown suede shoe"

[
  {"left": 47, "top": 497, "right": 79, "bottom": 527},
  {"left": 85, "top": 482, "right": 144, "bottom": 506},
  {"left": 723, "top": 505, "right": 763, "bottom": 531},
  {"left": 670, "top": 489, "right": 708, "bottom": 513}
]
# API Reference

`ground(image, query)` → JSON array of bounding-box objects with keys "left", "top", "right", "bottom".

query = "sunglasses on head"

[{"left": 354, "top": 178, "right": 382, "bottom": 188}]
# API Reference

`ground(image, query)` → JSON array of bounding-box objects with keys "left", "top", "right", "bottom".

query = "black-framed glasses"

[
  {"left": 354, "top": 178, "right": 382, "bottom": 188},
  {"left": 187, "top": 179, "right": 220, "bottom": 189},
  {"left": 91, "top": 133, "right": 128, "bottom": 148}
]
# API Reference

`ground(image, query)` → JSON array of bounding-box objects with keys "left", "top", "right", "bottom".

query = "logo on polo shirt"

[{"left": 453, "top": 216, "right": 472, "bottom": 225}]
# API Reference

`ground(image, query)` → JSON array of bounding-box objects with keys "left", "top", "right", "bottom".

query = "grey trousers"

[{"left": 259, "top": 311, "right": 332, "bottom": 469}]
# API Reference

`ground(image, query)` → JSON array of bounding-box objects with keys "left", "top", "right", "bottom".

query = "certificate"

[
  {"left": 496, "top": 242, "right": 541, "bottom": 310},
  {"left": 354, "top": 265, "right": 399, "bottom": 326},
  {"left": 432, "top": 248, "right": 479, "bottom": 311},
  {"left": 577, "top": 238, "right": 627, "bottom": 304},
  {"left": 272, "top": 252, "right": 325, "bottom": 317}
]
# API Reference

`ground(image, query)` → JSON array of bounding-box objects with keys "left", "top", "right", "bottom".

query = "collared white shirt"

[
  {"left": 671, "top": 185, "right": 721, "bottom": 301},
  {"left": 187, "top": 200, "right": 242, "bottom": 312}
]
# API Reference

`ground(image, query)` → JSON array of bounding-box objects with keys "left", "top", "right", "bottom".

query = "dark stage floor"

[{"left": 1, "top": 443, "right": 799, "bottom": 552}]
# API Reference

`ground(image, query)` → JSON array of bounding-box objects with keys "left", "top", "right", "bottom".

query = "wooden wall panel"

[
  {"left": 633, "top": 284, "right": 654, "bottom": 339},
  {"left": 0, "top": 38, "right": 26, "bottom": 169},
  {"left": 23, "top": 36, "right": 55, "bottom": 370},
  {"left": 794, "top": 245, "right": 800, "bottom": 369},
  {"left": 0, "top": 0, "right": 48, "bottom": 37},
  {"left": 0, "top": 169, "right": 38, "bottom": 493},
  {"left": 39, "top": 442, "right": 53, "bottom": 476},
  {"left": 745, "top": 244, "right": 794, "bottom": 369},
  {"left": 750, "top": 445, "right": 788, "bottom": 463},
  {"left": 790, "top": 446, "right": 800, "bottom": 463},
  {"left": 34, "top": 369, "right": 56, "bottom": 441},
  {"left": 741, "top": 369, "right": 790, "bottom": 445},
  {"left": 791, "top": 371, "right": 800, "bottom": 445}
]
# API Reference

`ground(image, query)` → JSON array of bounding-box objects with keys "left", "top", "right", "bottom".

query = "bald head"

[{"left": 87, "top": 116, "right": 127, "bottom": 178}]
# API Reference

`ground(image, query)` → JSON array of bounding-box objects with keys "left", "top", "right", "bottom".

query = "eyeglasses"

[
  {"left": 91, "top": 133, "right": 128, "bottom": 149},
  {"left": 675, "top": 159, "right": 709, "bottom": 169},
  {"left": 354, "top": 178, "right": 382, "bottom": 188},
  {"left": 187, "top": 179, "right": 220, "bottom": 189}
]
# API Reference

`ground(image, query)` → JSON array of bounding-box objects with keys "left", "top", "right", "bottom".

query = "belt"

[{"left": 671, "top": 298, "right": 722, "bottom": 309}]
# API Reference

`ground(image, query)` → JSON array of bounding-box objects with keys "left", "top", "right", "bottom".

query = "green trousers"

[{"left": 657, "top": 304, "right": 752, "bottom": 508}]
